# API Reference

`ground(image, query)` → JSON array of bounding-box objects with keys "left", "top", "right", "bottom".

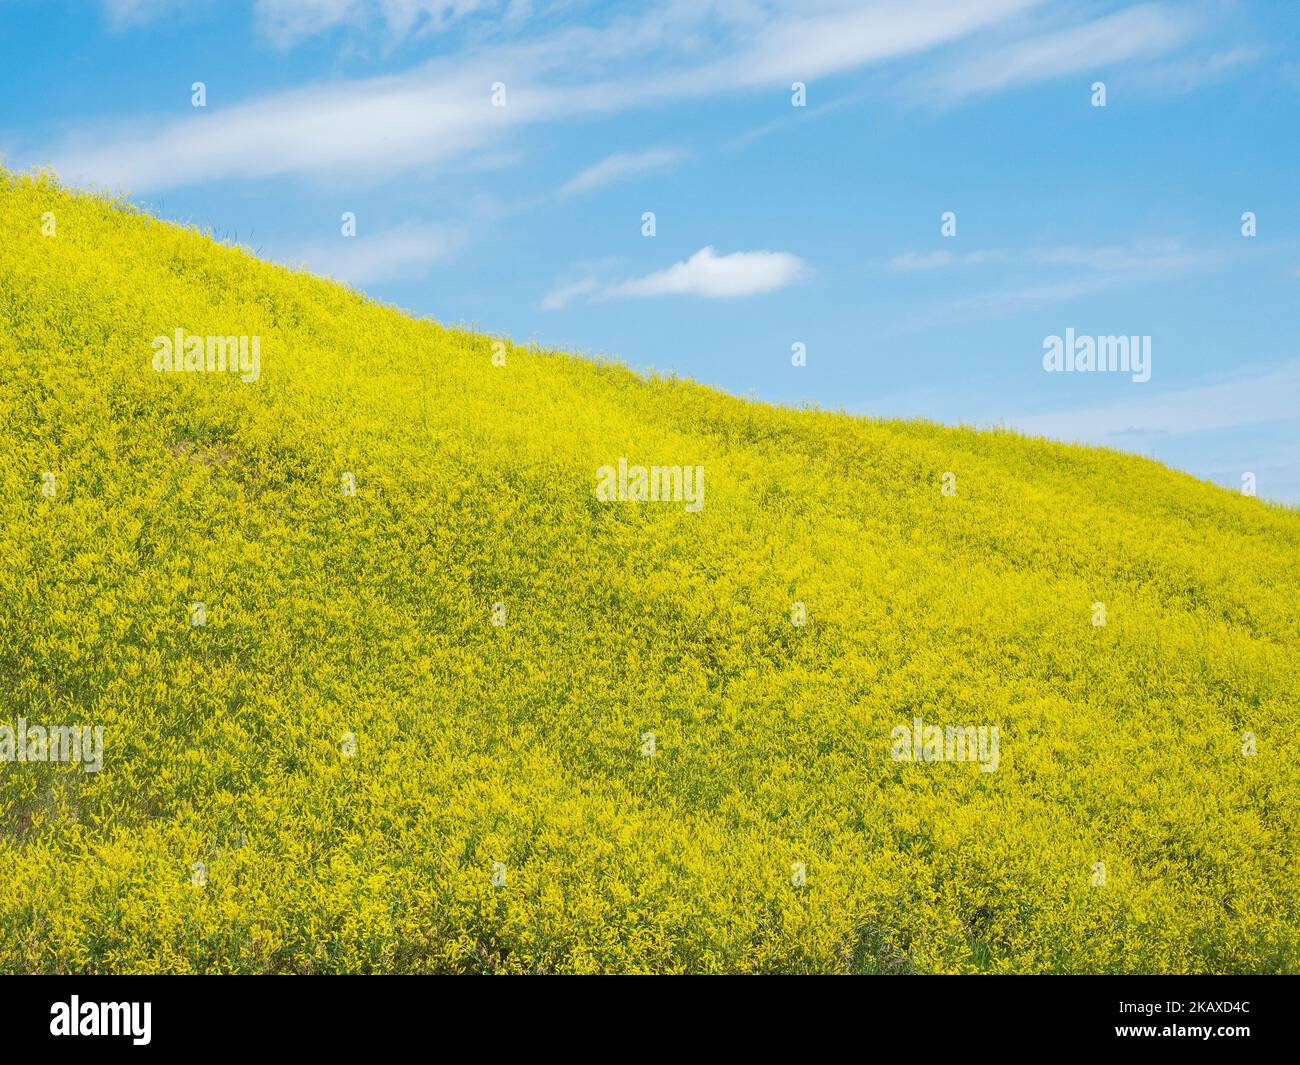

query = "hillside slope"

[{"left": 1, "top": 170, "right": 1297, "bottom": 973}]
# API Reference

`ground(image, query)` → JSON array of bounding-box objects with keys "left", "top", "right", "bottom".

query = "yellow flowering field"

[{"left": 1, "top": 169, "right": 1297, "bottom": 973}]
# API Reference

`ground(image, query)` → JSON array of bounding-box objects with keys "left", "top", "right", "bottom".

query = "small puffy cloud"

[
  {"left": 544, "top": 247, "right": 810, "bottom": 309},
  {"left": 604, "top": 246, "right": 810, "bottom": 301},
  {"left": 561, "top": 147, "right": 685, "bottom": 195},
  {"left": 546, "top": 244, "right": 811, "bottom": 305}
]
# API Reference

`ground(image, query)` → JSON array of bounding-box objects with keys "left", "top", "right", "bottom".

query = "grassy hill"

[{"left": 1, "top": 169, "right": 1297, "bottom": 973}]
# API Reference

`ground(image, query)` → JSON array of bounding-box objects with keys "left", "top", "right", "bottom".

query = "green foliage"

[{"left": 1, "top": 169, "right": 1297, "bottom": 973}]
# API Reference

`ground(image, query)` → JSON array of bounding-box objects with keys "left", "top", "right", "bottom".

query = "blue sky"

[{"left": 3, "top": 1, "right": 1298, "bottom": 501}]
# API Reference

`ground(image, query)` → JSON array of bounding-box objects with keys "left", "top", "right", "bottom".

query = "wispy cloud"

[
  {"left": 101, "top": 0, "right": 185, "bottom": 29},
  {"left": 887, "top": 241, "right": 1206, "bottom": 275},
  {"left": 273, "top": 221, "right": 462, "bottom": 284},
  {"left": 253, "top": 0, "right": 495, "bottom": 49},
  {"left": 1132, "top": 46, "right": 1265, "bottom": 95},
  {"left": 103, "top": 0, "right": 530, "bottom": 42},
  {"left": 947, "top": 276, "right": 1127, "bottom": 319},
  {"left": 540, "top": 277, "right": 600, "bottom": 311},
  {"left": 1011, "top": 360, "right": 1300, "bottom": 440},
  {"left": 1029, "top": 242, "right": 1208, "bottom": 273},
  {"left": 887, "top": 249, "right": 1003, "bottom": 271},
  {"left": 543, "top": 246, "right": 810, "bottom": 308},
  {"left": 48, "top": 0, "right": 1041, "bottom": 192},
  {"left": 922, "top": 2, "right": 1203, "bottom": 102},
  {"left": 886, "top": 239, "right": 1218, "bottom": 325},
  {"left": 561, "top": 146, "right": 684, "bottom": 195},
  {"left": 44, "top": 56, "right": 524, "bottom": 192}
]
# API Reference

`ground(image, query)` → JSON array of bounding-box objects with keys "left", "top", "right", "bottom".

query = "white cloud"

[
  {"left": 683, "top": 0, "right": 1043, "bottom": 92},
  {"left": 1133, "top": 46, "right": 1264, "bottom": 95},
  {"left": 254, "top": 0, "right": 493, "bottom": 48},
  {"left": 886, "top": 239, "right": 1218, "bottom": 325},
  {"left": 923, "top": 2, "right": 1203, "bottom": 102},
  {"left": 887, "top": 241, "right": 1206, "bottom": 274},
  {"left": 273, "top": 221, "right": 461, "bottom": 284},
  {"left": 544, "top": 246, "right": 809, "bottom": 308},
  {"left": 101, "top": 0, "right": 185, "bottom": 29},
  {"left": 540, "top": 277, "right": 599, "bottom": 311},
  {"left": 1011, "top": 361, "right": 1300, "bottom": 440},
  {"left": 105, "top": 0, "right": 522, "bottom": 41},
  {"left": 889, "top": 250, "right": 956, "bottom": 271},
  {"left": 888, "top": 249, "right": 1002, "bottom": 271},
  {"left": 47, "top": 0, "right": 1042, "bottom": 193},
  {"left": 948, "top": 276, "right": 1127, "bottom": 318},
  {"left": 561, "top": 146, "right": 684, "bottom": 195},
  {"left": 46, "top": 57, "right": 531, "bottom": 192},
  {"left": 606, "top": 247, "right": 809, "bottom": 300},
  {"left": 1028, "top": 241, "right": 1207, "bottom": 274}
]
